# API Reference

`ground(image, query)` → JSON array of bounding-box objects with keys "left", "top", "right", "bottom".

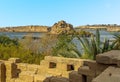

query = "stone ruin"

[
  {"left": 0, "top": 56, "right": 84, "bottom": 82},
  {"left": 43, "top": 50, "right": 120, "bottom": 82},
  {"left": 0, "top": 50, "right": 120, "bottom": 82},
  {"left": 50, "top": 20, "right": 74, "bottom": 34}
]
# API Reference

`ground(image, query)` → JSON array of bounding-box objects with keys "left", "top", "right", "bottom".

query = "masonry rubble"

[{"left": 0, "top": 50, "right": 120, "bottom": 82}]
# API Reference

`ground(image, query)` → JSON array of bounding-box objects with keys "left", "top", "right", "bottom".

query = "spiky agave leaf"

[
  {"left": 90, "top": 35, "right": 98, "bottom": 59},
  {"left": 95, "top": 29, "right": 101, "bottom": 53},
  {"left": 102, "top": 38, "right": 110, "bottom": 53},
  {"left": 111, "top": 33, "right": 120, "bottom": 49}
]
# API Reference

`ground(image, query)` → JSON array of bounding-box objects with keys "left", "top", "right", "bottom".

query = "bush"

[{"left": 0, "top": 35, "right": 44, "bottom": 64}]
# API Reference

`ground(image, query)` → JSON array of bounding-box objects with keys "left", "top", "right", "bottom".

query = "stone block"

[
  {"left": 78, "top": 66, "right": 96, "bottom": 77},
  {"left": 69, "top": 71, "right": 82, "bottom": 82},
  {"left": 0, "top": 62, "right": 6, "bottom": 82},
  {"left": 44, "top": 56, "right": 58, "bottom": 63},
  {"left": 43, "top": 76, "right": 69, "bottom": 82},
  {"left": 15, "top": 79, "right": 23, "bottom": 82},
  {"left": 27, "top": 64, "right": 38, "bottom": 74},
  {"left": 6, "top": 78, "right": 16, "bottom": 82},
  {"left": 19, "top": 71, "right": 34, "bottom": 82},
  {"left": 17, "top": 63, "right": 27, "bottom": 71},
  {"left": 34, "top": 74, "right": 48, "bottom": 82},
  {"left": 40, "top": 60, "right": 49, "bottom": 68},
  {"left": 56, "top": 63, "right": 67, "bottom": 71},
  {"left": 8, "top": 58, "right": 21, "bottom": 63},
  {"left": 5, "top": 61, "right": 18, "bottom": 78},
  {"left": 96, "top": 50, "right": 120, "bottom": 65},
  {"left": 92, "top": 66, "right": 120, "bottom": 82},
  {"left": 83, "top": 60, "right": 109, "bottom": 76}
]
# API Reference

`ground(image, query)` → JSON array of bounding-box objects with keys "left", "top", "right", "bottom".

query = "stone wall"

[
  {"left": 0, "top": 56, "right": 84, "bottom": 82},
  {"left": 1, "top": 50, "right": 120, "bottom": 82},
  {"left": 43, "top": 50, "right": 120, "bottom": 82}
]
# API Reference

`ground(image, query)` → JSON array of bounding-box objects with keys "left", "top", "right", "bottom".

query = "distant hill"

[
  {"left": 75, "top": 24, "right": 120, "bottom": 32},
  {"left": 0, "top": 25, "right": 49, "bottom": 32}
]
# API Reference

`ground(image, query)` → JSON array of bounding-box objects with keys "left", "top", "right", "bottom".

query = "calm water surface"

[
  {"left": 0, "top": 32, "right": 46, "bottom": 39},
  {"left": 0, "top": 30, "right": 119, "bottom": 52},
  {"left": 0, "top": 30, "right": 119, "bottom": 41}
]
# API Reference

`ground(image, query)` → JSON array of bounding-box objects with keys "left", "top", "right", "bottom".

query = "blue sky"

[{"left": 0, "top": 0, "right": 120, "bottom": 27}]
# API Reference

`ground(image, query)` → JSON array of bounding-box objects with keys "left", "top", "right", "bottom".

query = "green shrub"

[{"left": 0, "top": 35, "right": 44, "bottom": 64}]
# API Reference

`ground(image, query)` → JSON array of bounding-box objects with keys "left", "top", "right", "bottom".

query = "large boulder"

[
  {"left": 50, "top": 20, "right": 74, "bottom": 34},
  {"left": 92, "top": 66, "right": 120, "bottom": 82},
  {"left": 96, "top": 50, "right": 120, "bottom": 65}
]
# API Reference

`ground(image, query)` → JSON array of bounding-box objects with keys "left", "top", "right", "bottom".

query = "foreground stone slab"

[
  {"left": 92, "top": 66, "right": 120, "bottom": 82},
  {"left": 96, "top": 50, "right": 120, "bottom": 65},
  {"left": 83, "top": 60, "right": 109, "bottom": 76}
]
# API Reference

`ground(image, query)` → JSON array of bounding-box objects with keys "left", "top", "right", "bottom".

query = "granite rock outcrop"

[{"left": 50, "top": 20, "right": 74, "bottom": 34}]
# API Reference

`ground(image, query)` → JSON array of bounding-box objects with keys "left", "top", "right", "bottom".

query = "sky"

[{"left": 0, "top": 0, "right": 120, "bottom": 27}]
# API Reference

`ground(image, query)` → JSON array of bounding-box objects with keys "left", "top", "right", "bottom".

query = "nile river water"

[
  {"left": 0, "top": 30, "right": 119, "bottom": 40},
  {"left": 0, "top": 30, "right": 119, "bottom": 52}
]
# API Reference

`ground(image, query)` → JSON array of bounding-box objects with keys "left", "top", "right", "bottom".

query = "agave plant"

[
  {"left": 77, "top": 29, "right": 111, "bottom": 60},
  {"left": 111, "top": 33, "right": 120, "bottom": 50},
  {"left": 52, "top": 29, "right": 112, "bottom": 59}
]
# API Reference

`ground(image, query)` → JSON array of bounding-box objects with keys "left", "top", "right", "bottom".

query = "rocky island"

[{"left": 50, "top": 20, "right": 74, "bottom": 34}]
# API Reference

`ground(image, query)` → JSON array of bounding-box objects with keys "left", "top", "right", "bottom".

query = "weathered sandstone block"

[
  {"left": 8, "top": 58, "right": 21, "bottom": 63},
  {"left": 5, "top": 61, "right": 18, "bottom": 78},
  {"left": 78, "top": 66, "right": 96, "bottom": 77},
  {"left": 34, "top": 74, "right": 49, "bottom": 82},
  {"left": 17, "top": 63, "right": 27, "bottom": 71},
  {"left": 92, "top": 66, "right": 120, "bottom": 82},
  {"left": 0, "top": 62, "right": 5, "bottom": 82},
  {"left": 43, "top": 76, "right": 69, "bottom": 82},
  {"left": 69, "top": 71, "right": 82, "bottom": 82},
  {"left": 83, "top": 60, "right": 109, "bottom": 76},
  {"left": 19, "top": 71, "right": 34, "bottom": 82},
  {"left": 96, "top": 50, "right": 120, "bottom": 65}
]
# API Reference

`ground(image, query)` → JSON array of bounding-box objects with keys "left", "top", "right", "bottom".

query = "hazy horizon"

[{"left": 0, "top": 0, "right": 120, "bottom": 27}]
